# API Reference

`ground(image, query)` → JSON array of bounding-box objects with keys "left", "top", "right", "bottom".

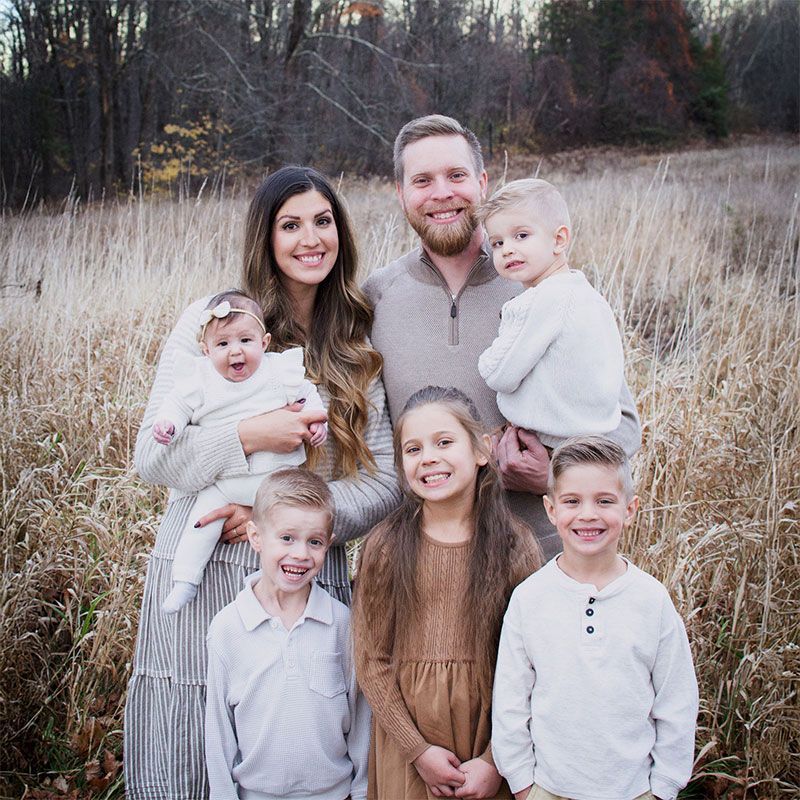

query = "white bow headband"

[{"left": 198, "top": 300, "right": 266, "bottom": 341}]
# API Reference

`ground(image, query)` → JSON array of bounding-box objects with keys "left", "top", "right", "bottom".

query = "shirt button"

[
  {"left": 270, "top": 620, "right": 278, "bottom": 628},
  {"left": 586, "top": 608, "right": 594, "bottom": 616},
  {"left": 586, "top": 626, "right": 594, "bottom": 634},
  {"left": 588, "top": 597, "right": 596, "bottom": 604}
]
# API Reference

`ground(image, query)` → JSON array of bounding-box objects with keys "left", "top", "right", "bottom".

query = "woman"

[{"left": 124, "top": 166, "right": 399, "bottom": 800}]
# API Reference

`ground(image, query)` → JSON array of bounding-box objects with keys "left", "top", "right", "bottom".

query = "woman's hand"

[
  {"left": 237, "top": 400, "right": 329, "bottom": 456},
  {"left": 194, "top": 503, "right": 253, "bottom": 544},
  {"left": 413, "top": 746, "right": 465, "bottom": 797},
  {"left": 453, "top": 758, "right": 503, "bottom": 799}
]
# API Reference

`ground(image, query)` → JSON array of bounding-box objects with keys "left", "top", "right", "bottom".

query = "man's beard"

[{"left": 406, "top": 204, "right": 479, "bottom": 258}]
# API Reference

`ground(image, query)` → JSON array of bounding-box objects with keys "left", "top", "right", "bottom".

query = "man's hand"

[
  {"left": 413, "top": 746, "right": 465, "bottom": 797},
  {"left": 453, "top": 757, "right": 502, "bottom": 799},
  {"left": 153, "top": 420, "right": 175, "bottom": 445},
  {"left": 493, "top": 426, "right": 550, "bottom": 494}
]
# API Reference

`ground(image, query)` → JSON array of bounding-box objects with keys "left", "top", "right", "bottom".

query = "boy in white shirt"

[
  {"left": 492, "top": 436, "right": 698, "bottom": 800},
  {"left": 478, "top": 179, "right": 624, "bottom": 448},
  {"left": 204, "top": 468, "right": 369, "bottom": 800}
]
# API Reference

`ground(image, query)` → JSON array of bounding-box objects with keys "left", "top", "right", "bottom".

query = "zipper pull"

[{"left": 450, "top": 301, "right": 457, "bottom": 319}]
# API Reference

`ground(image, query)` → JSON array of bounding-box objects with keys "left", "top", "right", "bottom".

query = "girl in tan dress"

[{"left": 353, "top": 386, "right": 542, "bottom": 800}]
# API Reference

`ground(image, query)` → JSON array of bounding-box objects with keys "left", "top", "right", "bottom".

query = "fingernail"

[{"left": 194, "top": 522, "right": 200, "bottom": 528}]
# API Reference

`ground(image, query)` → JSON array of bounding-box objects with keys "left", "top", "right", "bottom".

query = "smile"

[
  {"left": 421, "top": 472, "right": 450, "bottom": 485},
  {"left": 573, "top": 528, "right": 605, "bottom": 540},
  {"left": 426, "top": 209, "right": 462, "bottom": 222},
  {"left": 281, "top": 564, "right": 309, "bottom": 577},
  {"left": 295, "top": 253, "right": 325, "bottom": 265}
]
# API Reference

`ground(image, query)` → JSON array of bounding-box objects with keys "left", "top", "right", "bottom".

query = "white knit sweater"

[{"left": 478, "top": 270, "right": 624, "bottom": 447}]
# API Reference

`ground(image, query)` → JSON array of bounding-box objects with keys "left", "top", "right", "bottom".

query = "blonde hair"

[
  {"left": 393, "top": 114, "right": 483, "bottom": 183},
  {"left": 252, "top": 467, "right": 335, "bottom": 532},
  {"left": 547, "top": 435, "right": 634, "bottom": 500},
  {"left": 242, "top": 166, "right": 382, "bottom": 479},
  {"left": 479, "top": 178, "right": 571, "bottom": 234}
]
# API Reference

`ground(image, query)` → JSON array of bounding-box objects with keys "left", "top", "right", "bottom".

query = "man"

[{"left": 363, "top": 115, "right": 641, "bottom": 559}]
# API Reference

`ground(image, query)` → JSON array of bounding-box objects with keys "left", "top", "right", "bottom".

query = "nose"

[
  {"left": 421, "top": 445, "right": 439, "bottom": 465},
  {"left": 429, "top": 175, "right": 454, "bottom": 202},
  {"left": 576, "top": 501, "right": 598, "bottom": 520},
  {"left": 299, "top": 222, "right": 320, "bottom": 247},
  {"left": 291, "top": 540, "right": 310, "bottom": 560}
]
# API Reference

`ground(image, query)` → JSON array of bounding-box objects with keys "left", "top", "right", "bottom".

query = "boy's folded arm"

[
  {"left": 491, "top": 594, "right": 537, "bottom": 794},
  {"left": 204, "top": 644, "right": 241, "bottom": 800},
  {"left": 649, "top": 595, "right": 700, "bottom": 800},
  {"left": 478, "top": 296, "right": 565, "bottom": 394}
]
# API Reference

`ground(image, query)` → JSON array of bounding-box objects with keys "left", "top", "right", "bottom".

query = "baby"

[
  {"left": 153, "top": 289, "right": 327, "bottom": 614},
  {"left": 478, "top": 178, "right": 624, "bottom": 448}
]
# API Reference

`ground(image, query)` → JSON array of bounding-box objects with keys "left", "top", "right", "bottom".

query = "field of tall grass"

[{"left": 0, "top": 139, "right": 797, "bottom": 798}]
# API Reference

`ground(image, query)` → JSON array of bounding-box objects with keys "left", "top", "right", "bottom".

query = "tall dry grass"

[{"left": 0, "top": 140, "right": 797, "bottom": 798}]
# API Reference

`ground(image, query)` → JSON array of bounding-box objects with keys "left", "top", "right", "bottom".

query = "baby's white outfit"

[
  {"left": 155, "top": 348, "right": 325, "bottom": 587},
  {"left": 478, "top": 269, "right": 623, "bottom": 447}
]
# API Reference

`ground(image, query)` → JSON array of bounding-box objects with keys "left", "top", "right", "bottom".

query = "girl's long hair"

[
  {"left": 354, "top": 386, "right": 541, "bottom": 698},
  {"left": 242, "top": 166, "right": 381, "bottom": 477}
]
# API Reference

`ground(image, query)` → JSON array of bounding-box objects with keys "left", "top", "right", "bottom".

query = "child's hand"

[
  {"left": 308, "top": 420, "right": 328, "bottom": 447},
  {"left": 453, "top": 757, "right": 502, "bottom": 799},
  {"left": 513, "top": 788, "right": 533, "bottom": 800},
  {"left": 413, "top": 746, "right": 465, "bottom": 797},
  {"left": 153, "top": 420, "right": 176, "bottom": 445}
]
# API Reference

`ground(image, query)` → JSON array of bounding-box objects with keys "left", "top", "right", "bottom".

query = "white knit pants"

[{"left": 172, "top": 474, "right": 265, "bottom": 584}]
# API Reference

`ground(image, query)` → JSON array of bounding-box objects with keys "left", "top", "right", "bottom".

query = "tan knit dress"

[{"left": 356, "top": 529, "right": 540, "bottom": 800}]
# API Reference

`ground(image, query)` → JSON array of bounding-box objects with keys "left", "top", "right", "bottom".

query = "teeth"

[
  {"left": 430, "top": 211, "right": 459, "bottom": 220},
  {"left": 422, "top": 473, "right": 449, "bottom": 484},
  {"left": 574, "top": 529, "right": 603, "bottom": 538},
  {"left": 282, "top": 565, "right": 308, "bottom": 575},
  {"left": 297, "top": 254, "right": 323, "bottom": 263}
]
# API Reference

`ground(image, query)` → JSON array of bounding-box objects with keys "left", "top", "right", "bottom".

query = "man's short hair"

[
  {"left": 253, "top": 468, "right": 335, "bottom": 532},
  {"left": 393, "top": 114, "right": 484, "bottom": 183},
  {"left": 547, "top": 436, "right": 634, "bottom": 500},
  {"left": 479, "top": 178, "right": 571, "bottom": 233}
]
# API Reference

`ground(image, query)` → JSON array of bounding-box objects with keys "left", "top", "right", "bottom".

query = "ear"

[
  {"left": 395, "top": 181, "right": 404, "bottom": 204},
  {"left": 476, "top": 433, "right": 492, "bottom": 466},
  {"left": 200, "top": 339, "right": 210, "bottom": 357},
  {"left": 543, "top": 494, "right": 557, "bottom": 526},
  {"left": 624, "top": 495, "right": 639, "bottom": 525},
  {"left": 245, "top": 520, "right": 261, "bottom": 551},
  {"left": 262, "top": 332, "right": 271, "bottom": 351},
  {"left": 478, "top": 169, "right": 488, "bottom": 201},
  {"left": 553, "top": 224, "right": 570, "bottom": 254}
]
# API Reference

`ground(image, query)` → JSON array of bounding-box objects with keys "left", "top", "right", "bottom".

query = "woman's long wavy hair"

[
  {"left": 353, "top": 386, "right": 540, "bottom": 699},
  {"left": 242, "top": 166, "right": 382, "bottom": 477}
]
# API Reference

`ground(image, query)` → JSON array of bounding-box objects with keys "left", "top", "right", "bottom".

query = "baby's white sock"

[{"left": 162, "top": 581, "right": 198, "bottom": 614}]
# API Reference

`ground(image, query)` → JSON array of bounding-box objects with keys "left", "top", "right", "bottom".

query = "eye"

[
  {"left": 412, "top": 177, "right": 430, "bottom": 186},
  {"left": 563, "top": 498, "right": 578, "bottom": 505},
  {"left": 282, "top": 221, "right": 298, "bottom": 231},
  {"left": 309, "top": 537, "right": 325, "bottom": 548},
  {"left": 437, "top": 437, "right": 453, "bottom": 447},
  {"left": 316, "top": 215, "right": 333, "bottom": 227},
  {"left": 515, "top": 232, "right": 529, "bottom": 240},
  {"left": 404, "top": 444, "right": 420, "bottom": 455},
  {"left": 280, "top": 534, "right": 293, "bottom": 542},
  {"left": 450, "top": 171, "right": 467, "bottom": 180},
  {"left": 490, "top": 239, "right": 502, "bottom": 249},
  {"left": 217, "top": 340, "right": 228, "bottom": 348},
  {"left": 599, "top": 498, "right": 616, "bottom": 505}
]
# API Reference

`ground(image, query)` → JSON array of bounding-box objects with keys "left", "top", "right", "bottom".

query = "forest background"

[
  {"left": 1, "top": 0, "right": 798, "bottom": 203},
  {"left": 1, "top": 0, "right": 799, "bottom": 799}
]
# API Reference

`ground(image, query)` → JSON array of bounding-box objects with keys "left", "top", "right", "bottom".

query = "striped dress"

[{"left": 123, "top": 298, "right": 399, "bottom": 800}]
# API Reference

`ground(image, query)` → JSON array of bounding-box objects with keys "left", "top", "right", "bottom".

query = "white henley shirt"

[{"left": 492, "top": 557, "right": 698, "bottom": 800}]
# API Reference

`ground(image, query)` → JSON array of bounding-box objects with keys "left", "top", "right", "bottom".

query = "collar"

[
  {"left": 407, "top": 239, "right": 498, "bottom": 290},
  {"left": 547, "top": 554, "right": 637, "bottom": 598},
  {"left": 235, "top": 572, "right": 334, "bottom": 631}
]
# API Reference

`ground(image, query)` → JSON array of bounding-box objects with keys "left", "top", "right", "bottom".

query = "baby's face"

[
  {"left": 485, "top": 203, "right": 566, "bottom": 289},
  {"left": 201, "top": 315, "right": 269, "bottom": 382}
]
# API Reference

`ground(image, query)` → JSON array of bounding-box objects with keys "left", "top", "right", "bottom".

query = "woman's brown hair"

[
  {"left": 242, "top": 166, "right": 382, "bottom": 478},
  {"left": 353, "top": 386, "right": 541, "bottom": 699}
]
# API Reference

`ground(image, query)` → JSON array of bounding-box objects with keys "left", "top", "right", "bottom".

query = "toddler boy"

[
  {"left": 478, "top": 179, "right": 624, "bottom": 448},
  {"left": 204, "top": 468, "right": 369, "bottom": 800},
  {"left": 492, "top": 436, "right": 698, "bottom": 800}
]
